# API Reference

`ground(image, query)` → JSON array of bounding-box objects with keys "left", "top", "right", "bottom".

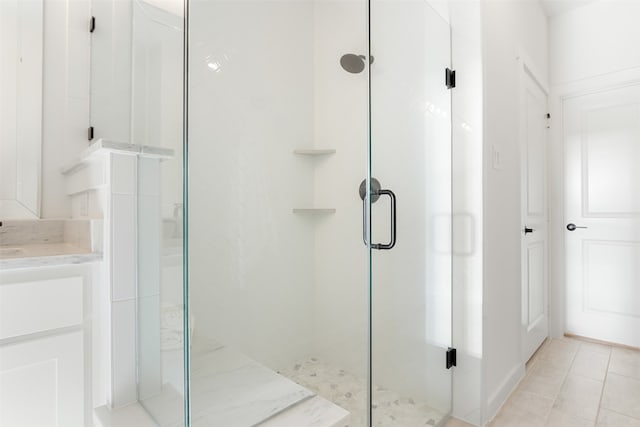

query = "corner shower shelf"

[
  {"left": 293, "top": 149, "right": 336, "bottom": 155},
  {"left": 292, "top": 208, "right": 336, "bottom": 214},
  {"left": 292, "top": 150, "right": 336, "bottom": 216}
]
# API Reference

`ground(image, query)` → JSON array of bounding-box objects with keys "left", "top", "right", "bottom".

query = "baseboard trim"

[
  {"left": 564, "top": 333, "right": 640, "bottom": 352},
  {"left": 484, "top": 363, "right": 525, "bottom": 425}
]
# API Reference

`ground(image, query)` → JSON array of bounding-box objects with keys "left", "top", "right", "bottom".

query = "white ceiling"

[{"left": 539, "top": 0, "right": 598, "bottom": 17}]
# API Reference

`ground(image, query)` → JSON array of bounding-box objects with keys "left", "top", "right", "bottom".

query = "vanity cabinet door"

[
  {"left": 0, "top": 331, "right": 84, "bottom": 427},
  {"left": 0, "top": 274, "right": 87, "bottom": 426}
]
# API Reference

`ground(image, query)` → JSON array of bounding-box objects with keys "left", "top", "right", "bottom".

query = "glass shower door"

[{"left": 369, "top": 0, "right": 453, "bottom": 425}]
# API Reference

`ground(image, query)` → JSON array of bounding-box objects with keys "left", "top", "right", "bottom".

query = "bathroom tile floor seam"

[{"left": 485, "top": 336, "right": 640, "bottom": 427}]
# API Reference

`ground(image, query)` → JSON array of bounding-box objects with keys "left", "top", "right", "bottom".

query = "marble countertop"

[{"left": 0, "top": 243, "right": 102, "bottom": 270}]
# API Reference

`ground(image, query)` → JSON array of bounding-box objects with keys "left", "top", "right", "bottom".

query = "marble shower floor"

[
  {"left": 279, "top": 356, "right": 448, "bottom": 427},
  {"left": 141, "top": 340, "right": 314, "bottom": 427}
]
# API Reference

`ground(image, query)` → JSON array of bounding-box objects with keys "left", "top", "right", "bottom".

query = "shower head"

[{"left": 340, "top": 53, "right": 374, "bottom": 74}]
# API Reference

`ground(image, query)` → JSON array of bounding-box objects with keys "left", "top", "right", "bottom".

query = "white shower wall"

[
  {"left": 189, "top": 0, "right": 317, "bottom": 369},
  {"left": 310, "top": 0, "right": 369, "bottom": 376}
]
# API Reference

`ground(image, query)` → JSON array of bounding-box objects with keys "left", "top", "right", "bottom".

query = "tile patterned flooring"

[
  {"left": 280, "top": 337, "right": 640, "bottom": 427},
  {"left": 280, "top": 356, "right": 447, "bottom": 427},
  {"left": 480, "top": 337, "right": 640, "bottom": 427}
]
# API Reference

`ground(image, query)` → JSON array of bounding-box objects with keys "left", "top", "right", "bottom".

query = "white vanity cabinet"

[{"left": 0, "top": 264, "right": 95, "bottom": 427}]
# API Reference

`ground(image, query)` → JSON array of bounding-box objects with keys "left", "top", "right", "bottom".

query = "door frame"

[
  {"left": 517, "top": 50, "right": 550, "bottom": 362},
  {"left": 547, "top": 66, "right": 640, "bottom": 340}
]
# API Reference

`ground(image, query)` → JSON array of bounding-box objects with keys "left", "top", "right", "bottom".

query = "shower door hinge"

[
  {"left": 446, "top": 68, "right": 456, "bottom": 89},
  {"left": 446, "top": 347, "right": 457, "bottom": 369},
  {"left": 88, "top": 126, "right": 94, "bottom": 141},
  {"left": 89, "top": 16, "right": 96, "bottom": 33}
]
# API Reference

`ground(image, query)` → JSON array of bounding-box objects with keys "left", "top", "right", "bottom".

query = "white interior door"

[
  {"left": 564, "top": 84, "right": 640, "bottom": 348},
  {"left": 521, "top": 66, "right": 549, "bottom": 362}
]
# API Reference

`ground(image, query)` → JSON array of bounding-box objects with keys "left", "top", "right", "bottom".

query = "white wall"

[
  {"left": 480, "top": 0, "right": 548, "bottom": 420},
  {"left": 549, "top": 0, "right": 640, "bottom": 86},
  {"left": 188, "top": 0, "right": 317, "bottom": 370},
  {"left": 311, "top": 0, "right": 369, "bottom": 377},
  {"left": 546, "top": 0, "right": 640, "bottom": 340},
  {"left": 40, "top": 0, "right": 91, "bottom": 218}
]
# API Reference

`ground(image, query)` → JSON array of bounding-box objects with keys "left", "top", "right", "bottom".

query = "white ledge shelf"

[
  {"left": 292, "top": 208, "right": 336, "bottom": 214},
  {"left": 293, "top": 149, "right": 336, "bottom": 155},
  {"left": 61, "top": 139, "right": 175, "bottom": 175}
]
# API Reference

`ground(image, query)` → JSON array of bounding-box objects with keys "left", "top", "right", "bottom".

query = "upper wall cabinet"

[{"left": 0, "top": 0, "right": 43, "bottom": 219}]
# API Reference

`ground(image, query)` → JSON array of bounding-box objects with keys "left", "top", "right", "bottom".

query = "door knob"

[{"left": 566, "top": 223, "right": 588, "bottom": 231}]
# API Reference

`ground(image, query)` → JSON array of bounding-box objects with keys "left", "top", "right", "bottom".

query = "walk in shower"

[{"left": 136, "top": 0, "right": 454, "bottom": 425}]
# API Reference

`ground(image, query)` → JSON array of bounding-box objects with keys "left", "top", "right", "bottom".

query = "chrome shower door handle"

[
  {"left": 371, "top": 189, "right": 396, "bottom": 250},
  {"left": 359, "top": 178, "right": 396, "bottom": 250}
]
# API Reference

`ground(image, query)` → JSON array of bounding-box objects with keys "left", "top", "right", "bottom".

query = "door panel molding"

[
  {"left": 582, "top": 239, "right": 640, "bottom": 318},
  {"left": 526, "top": 242, "right": 546, "bottom": 327},
  {"left": 580, "top": 102, "right": 640, "bottom": 217}
]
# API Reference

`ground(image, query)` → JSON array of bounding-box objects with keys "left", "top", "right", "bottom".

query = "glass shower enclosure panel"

[
  {"left": 132, "top": 0, "right": 186, "bottom": 425},
  {"left": 185, "top": 0, "right": 453, "bottom": 425},
  {"left": 369, "top": 1, "right": 453, "bottom": 425},
  {"left": 187, "top": 0, "right": 370, "bottom": 425}
]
